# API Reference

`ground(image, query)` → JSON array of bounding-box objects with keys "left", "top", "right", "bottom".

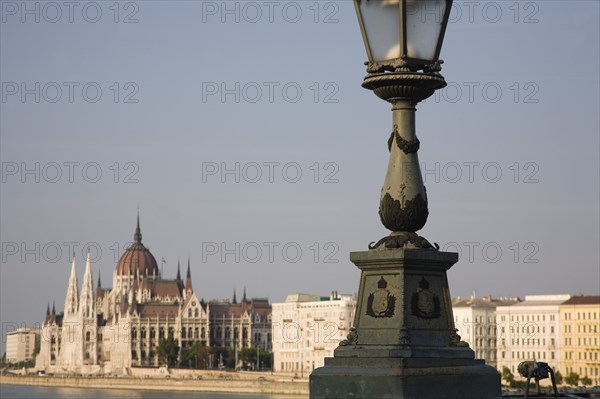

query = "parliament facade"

[{"left": 35, "top": 217, "right": 271, "bottom": 375}]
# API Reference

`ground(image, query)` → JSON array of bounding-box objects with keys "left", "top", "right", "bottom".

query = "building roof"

[
  {"left": 511, "top": 295, "right": 571, "bottom": 307},
  {"left": 150, "top": 279, "right": 183, "bottom": 298},
  {"left": 453, "top": 298, "right": 496, "bottom": 308},
  {"left": 7, "top": 328, "right": 39, "bottom": 335},
  {"left": 452, "top": 296, "right": 520, "bottom": 308},
  {"left": 284, "top": 294, "right": 321, "bottom": 303},
  {"left": 95, "top": 288, "right": 109, "bottom": 299},
  {"left": 209, "top": 298, "right": 271, "bottom": 320},
  {"left": 44, "top": 312, "right": 63, "bottom": 326},
  {"left": 210, "top": 303, "right": 243, "bottom": 318},
  {"left": 115, "top": 216, "right": 160, "bottom": 277},
  {"left": 561, "top": 295, "right": 600, "bottom": 306},
  {"left": 137, "top": 304, "right": 180, "bottom": 318},
  {"left": 283, "top": 293, "right": 355, "bottom": 304}
]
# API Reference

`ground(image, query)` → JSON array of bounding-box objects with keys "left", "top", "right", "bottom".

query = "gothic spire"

[
  {"left": 134, "top": 210, "right": 142, "bottom": 243},
  {"left": 80, "top": 251, "right": 95, "bottom": 319},
  {"left": 242, "top": 287, "right": 247, "bottom": 303},
  {"left": 232, "top": 289, "right": 237, "bottom": 304},
  {"left": 177, "top": 259, "right": 181, "bottom": 281},
  {"left": 97, "top": 271, "right": 102, "bottom": 289},
  {"left": 46, "top": 302, "right": 50, "bottom": 316},
  {"left": 64, "top": 252, "right": 79, "bottom": 315},
  {"left": 185, "top": 258, "right": 192, "bottom": 291},
  {"left": 52, "top": 301, "right": 56, "bottom": 315}
]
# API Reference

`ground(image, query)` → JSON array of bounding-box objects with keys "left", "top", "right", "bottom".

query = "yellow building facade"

[{"left": 559, "top": 296, "right": 600, "bottom": 385}]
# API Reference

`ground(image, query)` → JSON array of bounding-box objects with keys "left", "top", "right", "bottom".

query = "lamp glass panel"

[
  {"left": 405, "top": 0, "right": 446, "bottom": 61},
  {"left": 359, "top": 0, "right": 401, "bottom": 62}
]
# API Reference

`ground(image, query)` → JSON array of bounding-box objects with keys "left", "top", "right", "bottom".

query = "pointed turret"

[
  {"left": 232, "top": 289, "right": 237, "bottom": 304},
  {"left": 95, "top": 270, "right": 106, "bottom": 304},
  {"left": 64, "top": 253, "right": 79, "bottom": 315},
  {"left": 44, "top": 302, "right": 51, "bottom": 325},
  {"left": 134, "top": 211, "right": 142, "bottom": 243},
  {"left": 177, "top": 259, "right": 182, "bottom": 281},
  {"left": 80, "top": 251, "right": 95, "bottom": 319},
  {"left": 52, "top": 301, "right": 56, "bottom": 315},
  {"left": 242, "top": 287, "right": 247, "bottom": 303},
  {"left": 185, "top": 258, "right": 193, "bottom": 292}
]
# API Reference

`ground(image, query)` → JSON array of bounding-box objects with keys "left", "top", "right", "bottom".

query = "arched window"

[
  {"left": 194, "top": 308, "right": 199, "bottom": 317},
  {"left": 181, "top": 327, "right": 186, "bottom": 339},
  {"left": 188, "top": 309, "right": 192, "bottom": 317}
]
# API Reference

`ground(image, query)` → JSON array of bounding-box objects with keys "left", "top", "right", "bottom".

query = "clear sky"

[{"left": 1, "top": 1, "right": 599, "bottom": 354}]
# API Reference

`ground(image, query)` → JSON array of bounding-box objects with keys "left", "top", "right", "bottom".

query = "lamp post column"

[
  {"left": 363, "top": 70, "right": 447, "bottom": 250},
  {"left": 379, "top": 99, "right": 427, "bottom": 233}
]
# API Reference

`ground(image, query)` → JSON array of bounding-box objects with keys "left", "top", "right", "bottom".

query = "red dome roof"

[{"left": 115, "top": 217, "right": 159, "bottom": 277}]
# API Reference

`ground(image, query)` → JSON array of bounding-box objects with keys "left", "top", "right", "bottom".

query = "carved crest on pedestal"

[
  {"left": 410, "top": 277, "right": 440, "bottom": 319},
  {"left": 366, "top": 276, "right": 396, "bottom": 318}
]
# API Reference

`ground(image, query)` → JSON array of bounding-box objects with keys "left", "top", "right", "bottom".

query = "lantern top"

[{"left": 354, "top": 0, "right": 453, "bottom": 73}]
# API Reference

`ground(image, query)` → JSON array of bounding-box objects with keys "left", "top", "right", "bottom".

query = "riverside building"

[
  {"left": 271, "top": 292, "right": 355, "bottom": 376},
  {"left": 559, "top": 295, "right": 600, "bottom": 384},
  {"left": 495, "top": 294, "right": 571, "bottom": 375},
  {"left": 6, "top": 328, "right": 40, "bottom": 364},
  {"left": 452, "top": 295, "right": 519, "bottom": 368}
]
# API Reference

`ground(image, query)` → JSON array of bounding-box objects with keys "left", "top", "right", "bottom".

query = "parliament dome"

[{"left": 115, "top": 216, "right": 159, "bottom": 277}]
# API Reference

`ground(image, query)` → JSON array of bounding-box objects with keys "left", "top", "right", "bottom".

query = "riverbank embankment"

[{"left": 0, "top": 373, "right": 309, "bottom": 396}]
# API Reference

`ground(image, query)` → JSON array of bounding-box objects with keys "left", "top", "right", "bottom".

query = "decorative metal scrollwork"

[
  {"left": 387, "top": 125, "right": 420, "bottom": 154},
  {"left": 339, "top": 327, "right": 359, "bottom": 347}
]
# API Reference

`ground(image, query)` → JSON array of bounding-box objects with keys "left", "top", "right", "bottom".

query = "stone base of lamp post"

[{"left": 310, "top": 248, "right": 501, "bottom": 399}]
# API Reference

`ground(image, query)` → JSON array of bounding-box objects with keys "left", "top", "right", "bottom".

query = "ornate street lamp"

[
  {"left": 310, "top": 1, "right": 501, "bottom": 398},
  {"left": 355, "top": 0, "right": 451, "bottom": 74},
  {"left": 355, "top": 0, "right": 451, "bottom": 249}
]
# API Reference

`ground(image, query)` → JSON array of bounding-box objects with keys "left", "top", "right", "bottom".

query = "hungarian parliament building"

[{"left": 35, "top": 217, "right": 272, "bottom": 375}]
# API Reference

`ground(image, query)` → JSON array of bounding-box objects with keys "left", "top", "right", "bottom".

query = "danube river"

[{"left": 0, "top": 384, "right": 307, "bottom": 399}]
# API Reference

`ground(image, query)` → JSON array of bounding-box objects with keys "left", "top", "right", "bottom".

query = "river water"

[{"left": 0, "top": 384, "right": 307, "bottom": 399}]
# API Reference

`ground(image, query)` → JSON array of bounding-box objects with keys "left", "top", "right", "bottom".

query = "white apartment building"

[
  {"left": 452, "top": 295, "right": 519, "bottom": 368},
  {"left": 6, "top": 328, "right": 40, "bottom": 364},
  {"left": 496, "top": 294, "right": 571, "bottom": 375},
  {"left": 272, "top": 292, "right": 356, "bottom": 377}
]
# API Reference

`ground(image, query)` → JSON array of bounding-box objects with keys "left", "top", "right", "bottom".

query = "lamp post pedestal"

[{"left": 310, "top": 248, "right": 501, "bottom": 399}]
